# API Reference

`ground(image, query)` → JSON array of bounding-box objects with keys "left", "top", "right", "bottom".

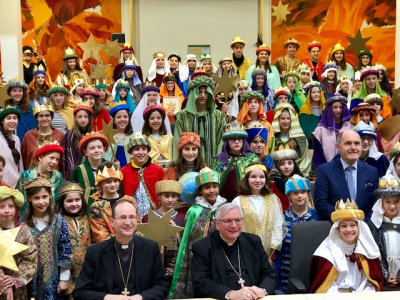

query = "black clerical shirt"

[{"left": 113, "top": 239, "right": 136, "bottom": 295}]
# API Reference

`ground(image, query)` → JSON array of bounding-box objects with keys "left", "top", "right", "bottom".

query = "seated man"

[
  {"left": 309, "top": 199, "right": 384, "bottom": 293},
  {"left": 191, "top": 203, "right": 276, "bottom": 300},
  {"left": 73, "top": 199, "right": 169, "bottom": 300}
]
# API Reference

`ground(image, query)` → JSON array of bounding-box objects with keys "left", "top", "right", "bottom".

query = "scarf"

[{"left": 232, "top": 53, "right": 244, "bottom": 68}]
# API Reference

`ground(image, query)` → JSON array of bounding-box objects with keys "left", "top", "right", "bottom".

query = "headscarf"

[
  {"left": 299, "top": 82, "right": 326, "bottom": 115},
  {"left": 335, "top": 78, "right": 353, "bottom": 105},
  {"left": 272, "top": 103, "right": 304, "bottom": 138},
  {"left": 179, "top": 54, "right": 199, "bottom": 82},
  {"left": 353, "top": 76, "right": 387, "bottom": 99},
  {"left": 112, "top": 80, "right": 135, "bottom": 114},
  {"left": 159, "top": 81, "right": 184, "bottom": 101},
  {"left": 185, "top": 77, "right": 216, "bottom": 115},
  {"left": 318, "top": 95, "right": 351, "bottom": 131},
  {"left": 121, "top": 66, "right": 142, "bottom": 86},
  {"left": 177, "top": 132, "right": 201, "bottom": 152},
  {"left": 0, "top": 186, "right": 24, "bottom": 211},
  {"left": 236, "top": 92, "right": 266, "bottom": 124},
  {"left": 283, "top": 74, "right": 306, "bottom": 110},
  {"left": 200, "top": 53, "right": 217, "bottom": 73},
  {"left": 147, "top": 53, "right": 170, "bottom": 82},
  {"left": 227, "top": 81, "right": 252, "bottom": 118}
]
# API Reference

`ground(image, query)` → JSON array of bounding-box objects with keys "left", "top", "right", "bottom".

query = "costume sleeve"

[
  {"left": 58, "top": 216, "right": 72, "bottom": 271},
  {"left": 89, "top": 202, "right": 112, "bottom": 243},
  {"left": 311, "top": 131, "right": 327, "bottom": 168},
  {"left": 245, "top": 65, "right": 254, "bottom": 86},
  {"left": 308, "top": 256, "right": 335, "bottom": 293},
  {"left": 210, "top": 157, "right": 223, "bottom": 173},
  {"left": 314, "top": 165, "right": 335, "bottom": 221},
  {"left": 268, "top": 65, "right": 281, "bottom": 91},
  {"left": 191, "top": 242, "right": 232, "bottom": 299}
]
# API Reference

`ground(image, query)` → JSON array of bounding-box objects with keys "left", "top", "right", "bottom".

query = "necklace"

[
  {"left": 222, "top": 245, "right": 245, "bottom": 288},
  {"left": 114, "top": 244, "right": 134, "bottom": 296}
]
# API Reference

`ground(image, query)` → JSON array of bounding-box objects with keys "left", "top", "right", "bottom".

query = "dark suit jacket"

[
  {"left": 314, "top": 156, "right": 379, "bottom": 221},
  {"left": 72, "top": 236, "right": 169, "bottom": 300},
  {"left": 191, "top": 231, "right": 277, "bottom": 299}
]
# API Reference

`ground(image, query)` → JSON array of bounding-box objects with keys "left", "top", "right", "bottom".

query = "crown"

[
  {"left": 65, "top": 47, "right": 75, "bottom": 56},
  {"left": 339, "top": 76, "right": 351, "bottom": 82},
  {"left": 124, "top": 59, "right": 134, "bottom": 66},
  {"left": 37, "top": 140, "right": 61, "bottom": 149},
  {"left": 297, "top": 63, "right": 311, "bottom": 74},
  {"left": 23, "top": 176, "right": 52, "bottom": 190},
  {"left": 152, "top": 52, "right": 166, "bottom": 59},
  {"left": 95, "top": 165, "right": 123, "bottom": 186},
  {"left": 284, "top": 69, "right": 300, "bottom": 80},
  {"left": 331, "top": 43, "right": 345, "bottom": 54},
  {"left": 219, "top": 57, "right": 232, "bottom": 64},
  {"left": 115, "top": 80, "right": 130, "bottom": 90},
  {"left": 324, "top": 60, "right": 337, "bottom": 69},
  {"left": 246, "top": 121, "right": 263, "bottom": 129},
  {"left": 236, "top": 80, "right": 250, "bottom": 88},
  {"left": 33, "top": 102, "right": 54, "bottom": 115},
  {"left": 379, "top": 175, "right": 400, "bottom": 189},
  {"left": 109, "top": 100, "right": 128, "bottom": 110},
  {"left": 374, "top": 63, "right": 386, "bottom": 72},
  {"left": 33, "top": 64, "right": 46, "bottom": 73},
  {"left": 127, "top": 132, "right": 151, "bottom": 152},
  {"left": 360, "top": 66, "right": 379, "bottom": 81},
  {"left": 307, "top": 40, "right": 322, "bottom": 50},
  {"left": 155, "top": 180, "right": 182, "bottom": 195},
  {"left": 284, "top": 37, "right": 300, "bottom": 47},
  {"left": 59, "top": 182, "right": 84, "bottom": 197},
  {"left": 123, "top": 42, "right": 131, "bottom": 48},
  {"left": 195, "top": 167, "right": 220, "bottom": 187},
  {"left": 63, "top": 47, "right": 79, "bottom": 60},
  {"left": 73, "top": 101, "right": 92, "bottom": 114},
  {"left": 331, "top": 199, "right": 364, "bottom": 222},
  {"left": 335, "top": 199, "right": 359, "bottom": 210},
  {"left": 224, "top": 121, "right": 244, "bottom": 132},
  {"left": 275, "top": 102, "right": 296, "bottom": 113}
]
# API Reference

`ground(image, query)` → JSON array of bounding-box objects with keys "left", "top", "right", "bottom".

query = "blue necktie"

[{"left": 346, "top": 166, "right": 356, "bottom": 200}]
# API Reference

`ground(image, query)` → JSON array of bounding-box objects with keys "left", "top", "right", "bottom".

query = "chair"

[{"left": 286, "top": 220, "right": 332, "bottom": 294}]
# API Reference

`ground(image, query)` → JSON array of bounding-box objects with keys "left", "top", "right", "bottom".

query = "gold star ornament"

[
  {"left": 89, "top": 59, "right": 112, "bottom": 80},
  {"left": 100, "top": 119, "right": 117, "bottom": 145},
  {"left": 103, "top": 39, "right": 121, "bottom": 59},
  {"left": 271, "top": 1, "right": 291, "bottom": 22},
  {"left": 0, "top": 87, "right": 10, "bottom": 108},
  {"left": 0, "top": 227, "right": 29, "bottom": 271},
  {"left": 77, "top": 34, "right": 105, "bottom": 62},
  {"left": 213, "top": 71, "right": 239, "bottom": 104},
  {"left": 136, "top": 209, "right": 184, "bottom": 249},
  {"left": 345, "top": 29, "right": 372, "bottom": 54}
]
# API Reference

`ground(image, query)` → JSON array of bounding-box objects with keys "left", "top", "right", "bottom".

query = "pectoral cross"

[
  {"left": 238, "top": 277, "right": 245, "bottom": 288},
  {"left": 122, "top": 287, "right": 130, "bottom": 296}
]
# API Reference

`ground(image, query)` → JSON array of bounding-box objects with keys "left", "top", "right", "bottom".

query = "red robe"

[
  {"left": 93, "top": 108, "right": 111, "bottom": 132},
  {"left": 309, "top": 255, "right": 384, "bottom": 293},
  {"left": 271, "top": 182, "right": 289, "bottom": 212},
  {"left": 146, "top": 73, "right": 165, "bottom": 87},
  {"left": 121, "top": 160, "right": 165, "bottom": 206},
  {"left": 301, "top": 59, "right": 325, "bottom": 82}
]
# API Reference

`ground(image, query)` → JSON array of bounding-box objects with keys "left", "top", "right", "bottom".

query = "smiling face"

[
  {"left": 200, "top": 182, "right": 219, "bottom": 204},
  {"left": 365, "top": 75, "right": 376, "bottom": 89},
  {"left": 359, "top": 110, "right": 371, "bottom": 124},
  {"left": 310, "top": 47, "right": 320, "bottom": 60},
  {"left": 114, "top": 109, "right": 129, "bottom": 131},
  {"left": 119, "top": 88, "right": 127, "bottom": 99},
  {"left": 169, "top": 57, "right": 179, "bottom": 69},
  {"left": 1, "top": 114, "right": 19, "bottom": 132},
  {"left": 83, "top": 140, "right": 105, "bottom": 160},
  {"left": 249, "top": 140, "right": 265, "bottom": 157},
  {"left": 148, "top": 111, "right": 163, "bottom": 133},
  {"left": 123, "top": 50, "right": 132, "bottom": 60},
  {"left": 279, "top": 111, "right": 291, "bottom": 132},
  {"left": 286, "top": 77, "right": 296, "bottom": 91},
  {"left": 99, "top": 178, "right": 120, "bottom": 197},
  {"left": 158, "top": 192, "right": 179, "bottom": 211},
  {"left": 67, "top": 59, "right": 76, "bottom": 69},
  {"left": 334, "top": 50, "right": 344, "bottom": 62},
  {"left": 310, "top": 86, "right": 321, "bottom": 102},
  {"left": 130, "top": 145, "right": 148, "bottom": 167},
  {"left": 75, "top": 83, "right": 85, "bottom": 94},
  {"left": 63, "top": 192, "right": 83, "bottom": 215},
  {"left": 382, "top": 197, "right": 400, "bottom": 220},
  {"left": 216, "top": 207, "right": 243, "bottom": 243},
  {"left": 156, "top": 57, "right": 165, "bottom": 68},
  {"left": 75, "top": 110, "right": 89, "bottom": 128},
  {"left": 29, "top": 188, "right": 51, "bottom": 217},
  {"left": 111, "top": 201, "right": 138, "bottom": 238},
  {"left": 289, "top": 190, "right": 308, "bottom": 207},
  {"left": 181, "top": 144, "right": 199, "bottom": 164},
  {"left": 360, "top": 135, "right": 374, "bottom": 154},
  {"left": 222, "top": 60, "right": 232, "bottom": 71},
  {"left": 83, "top": 95, "right": 96, "bottom": 108},
  {"left": 202, "top": 61, "right": 211, "bottom": 72},
  {"left": 279, "top": 159, "right": 294, "bottom": 178},
  {"left": 10, "top": 87, "right": 23, "bottom": 103},
  {"left": 327, "top": 70, "right": 336, "bottom": 81},
  {"left": 361, "top": 55, "right": 370, "bottom": 66},
  {"left": 98, "top": 88, "right": 107, "bottom": 100},
  {"left": 286, "top": 44, "right": 297, "bottom": 56},
  {"left": 338, "top": 219, "right": 359, "bottom": 245},
  {"left": 378, "top": 70, "right": 384, "bottom": 82},
  {"left": 256, "top": 75, "right": 265, "bottom": 88},
  {"left": 340, "top": 81, "right": 349, "bottom": 92},
  {"left": 238, "top": 86, "right": 249, "bottom": 97},
  {"left": 36, "top": 74, "right": 46, "bottom": 85},
  {"left": 300, "top": 72, "right": 310, "bottom": 84},
  {"left": 166, "top": 81, "right": 175, "bottom": 91},
  {"left": 257, "top": 50, "right": 269, "bottom": 63},
  {"left": 53, "top": 93, "right": 66, "bottom": 109},
  {"left": 187, "top": 59, "right": 197, "bottom": 69},
  {"left": 248, "top": 169, "right": 266, "bottom": 193},
  {"left": 38, "top": 152, "right": 60, "bottom": 174},
  {"left": 353, "top": 80, "right": 362, "bottom": 90},
  {"left": 336, "top": 130, "right": 361, "bottom": 165}
]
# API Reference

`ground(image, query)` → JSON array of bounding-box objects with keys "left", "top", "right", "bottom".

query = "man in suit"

[
  {"left": 191, "top": 203, "right": 276, "bottom": 300},
  {"left": 73, "top": 199, "right": 169, "bottom": 300},
  {"left": 314, "top": 130, "right": 379, "bottom": 221}
]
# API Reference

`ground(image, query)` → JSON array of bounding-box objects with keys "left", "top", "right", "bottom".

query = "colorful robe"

[
  {"left": 15, "top": 105, "right": 37, "bottom": 142},
  {"left": 299, "top": 113, "right": 320, "bottom": 149},
  {"left": 93, "top": 107, "right": 111, "bottom": 132},
  {"left": 26, "top": 214, "right": 72, "bottom": 300},
  {"left": 231, "top": 56, "right": 252, "bottom": 80},
  {"left": 301, "top": 59, "right": 325, "bottom": 82},
  {"left": 0, "top": 223, "right": 38, "bottom": 300},
  {"left": 16, "top": 168, "right": 64, "bottom": 216},
  {"left": 245, "top": 64, "right": 281, "bottom": 90},
  {"left": 63, "top": 215, "right": 91, "bottom": 295},
  {"left": 145, "top": 134, "right": 173, "bottom": 164},
  {"left": 274, "top": 56, "right": 301, "bottom": 78}
]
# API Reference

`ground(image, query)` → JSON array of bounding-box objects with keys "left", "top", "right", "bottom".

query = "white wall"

[{"left": 122, "top": 0, "right": 271, "bottom": 76}]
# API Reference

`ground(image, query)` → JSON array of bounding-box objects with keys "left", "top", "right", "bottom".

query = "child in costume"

[
  {"left": 330, "top": 43, "right": 354, "bottom": 79},
  {"left": 386, "top": 143, "right": 400, "bottom": 180},
  {"left": 297, "top": 63, "right": 312, "bottom": 92},
  {"left": 309, "top": 199, "right": 384, "bottom": 293},
  {"left": 159, "top": 73, "right": 184, "bottom": 123},
  {"left": 245, "top": 123, "right": 273, "bottom": 172},
  {"left": 376, "top": 63, "right": 393, "bottom": 99},
  {"left": 226, "top": 80, "right": 251, "bottom": 120},
  {"left": 232, "top": 162, "right": 286, "bottom": 264},
  {"left": 282, "top": 71, "right": 305, "bottom": 114},
  {"left": 230, "top": 36, "right": 252, "bottom": 80},
  {"left": 81, "top": 86, "right": 111, "bottom": 132},
  {"left": 0, "top": 186, "right": 37, "bottom": 300},
  {"left": 336, "top": 76, "right": 353, "bottom": 105},
  {"left": 250, "top": 68, "right": 274, "bottom": 112},
  {"left": 95, "top": 82, "right": 113, "bottom": 110},
  {"left": 59, "top": 47, "right": 89, "bottom": 86},
  {"left": 89, "top": 162, "right": 140, "bottom": 243},
  {"left": 142, "top": 180, "right": 184, "bottom": 281},
  {"left": 365, "top": 93, "right": 385, "bottom": 124},
  {"left": 320, "top": 61, "right": 339, "bottom": 100},
  {"left": 55, "top": 182, "right": 91, "bottom": 298},
  {"left": 28, "top": 65, "right": 51, "bottom": 106},
  {"left": 179, "top": 54, "right": 199, "bottom": 97},
  {"left": 112, "top": 79, "right": 136, "bottom": 114},
  {"left": 170, "top": 167, "right": 227, "bottom": 299},
  {"left": 356, "top": 50, "right": 373, "bottom": 72},
  {"left": 113, "top": 59, "right": 143, "bottom": 106},
  {"left": 276, "top": 175, "right": 318, "bottom": 292},
  {"left": 368, "top": 175, "right": 400, "bottom": 290},
  {"left": 48, "top": 84, "right": 74, "bottom": 134},
  {"left": 69, "top": 79, "right": 86, "bottom": 105},
  {"left": 146, "top": 52, "right": 169, "bottom": 87},
  {"left": 22, "top": 176, "right": 72, "bottom": 299},
  {"left": 300, "top": 41, "right": 325, "bottom": 82}
]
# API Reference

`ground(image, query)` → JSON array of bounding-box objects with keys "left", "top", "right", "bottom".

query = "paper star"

[
  {"left": 271, "top": 1, "right": 291, "bottom": 22},
  {"left": 167, "top": 101, "right": 176, "bottom": 110},
  {"left": 0, "top": 227, "right": 29, "bottom": 271},
  {"left": 89, "top": 59, "right": 112, "bottom": 80},
  {"left": 77, "top": 34, "right": 105, "bottom": 62},
  {"left": 136, "top": 209, "right": 184, "bottom": 249},
  {"left": 103, "top": 39, "right": 121, "bottom": 59},
  {"left": 345, "top": 29, "right": 372, "bottom": 54},
  {"left": 100, "top": 119, "right": 117, "bottom": 145},
  {"left": 213, "top": 71, "right": 239, "bottom": 103},
  {"left": 0, "top": 87, "right": 10, "bottom": 108}
]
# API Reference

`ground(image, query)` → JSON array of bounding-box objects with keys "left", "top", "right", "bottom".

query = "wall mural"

[{"left": 271, "top": 0, "right": 395, "bottom": 81}]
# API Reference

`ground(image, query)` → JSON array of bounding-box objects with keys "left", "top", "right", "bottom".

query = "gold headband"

[{"left": 245, "top": 164, "right": 267, "bottom": 174}]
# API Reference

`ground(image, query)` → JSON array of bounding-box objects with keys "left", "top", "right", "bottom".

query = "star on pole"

[
  {"left": 136, "top": 209, "right": 184, "bottom": 249},
  {"left": 77, "top": 34, "right": 105, "bottom": 62},
  {"left": 0, "top": 87, "right": 10, "bottom": 108},
  {"left": 100, "top": 119, "right": 117, "bottom": 145},
  {"left": 271, "top": 1, "right": 291, "bottom": 22},
  {"left": 103, "top": 39, "right": 121, "bottom": 59},
  {"left": 345, "top": 29, "right": 372, "bottom": 54},
  {"left": 89, "top": 59, "right": 112, "bottom": 80},
  {"left": 212, "top": 71, "right": 239, "bottom": 103},
  {"left": 0, "top": 227, "right": 29, "bottom": 271}
]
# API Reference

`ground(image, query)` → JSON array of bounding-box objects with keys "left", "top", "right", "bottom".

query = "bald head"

[{"left": 336, "top": 130, "right": 361, "bottom": 165}]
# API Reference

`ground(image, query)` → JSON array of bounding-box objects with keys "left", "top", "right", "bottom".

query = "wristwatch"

[{"left": 262, "top": 288, "right": 268, "bottom": 296}]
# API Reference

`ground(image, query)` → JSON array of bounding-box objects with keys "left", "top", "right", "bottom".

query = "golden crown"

[
  {"left": 37, "top": 140, "right": 61, "bottom": 149},
  {"left": 275, "top": 102, "right": 296, "bottom": 114},
  {"left": 23, "top": 176, "right": 52, "bottom": 190},
  {"left": 374, "top": 63, "right": 386, "bottom": 72},
  {"left": 224, "top": 121, "right": 245, "bottom": 132},
  {"left": 76, "top": 101, "right": 92, "bottom": 109},
  {"left": 72, "top": 77, "right": 86, "bottom": 87},
  {"left": 59, "top": 182, "right": 84, "bottom": 197},
  {"left": 64, "top": 47, "right": 76, "bottom": 56},
  {"left": 331, "top": 43, "right": 345, "bottom": 54},
  {"left": 33, "top": 102, "right": 54, "bottom": 115},
  {"left": 331, "top": 199, "right": 364, "bottom": 222},
  {"left": 247, "top": 121, "right": 263, "bottom": 129},
  {"left": 339, "top": 76, "right": 351, "bottom": 82},
  {"left": 309, "top": 40, "right": 320, "bottom": 45},
  {"left": 153, "top": 52, "right": 166, "bottom": 59},
  {"left": 236, "top": 80, "right": 250, "bottom": 88},
  {"left": 33, "top": 64, "right": 46, "bottom": 73},
  {"left": 379, "top": 176, "right": 400, "bottom": 188},
  {"left": 297, "top": 63, "right": 311, "bottom": 73},
  {"left": 109, "top": 100, "right": 128, "bottom": 110},
  {"left": 335, "top": 199, "right": 359, "bottom": 210},
  {"left": 95, "top": 165, "right": 123, "bottom": 185}
]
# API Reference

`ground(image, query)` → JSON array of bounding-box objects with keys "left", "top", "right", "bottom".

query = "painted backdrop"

[{"left": 271, "top": 0, "right": 395, "bottom": 81}]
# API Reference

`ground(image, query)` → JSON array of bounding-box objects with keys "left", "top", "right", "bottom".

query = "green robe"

[
  {"left": 299, "top": 113, "right": 320, "bottom": 149},
  {"left": 17, "top": 167, "right": 64, "bottom": 216}
]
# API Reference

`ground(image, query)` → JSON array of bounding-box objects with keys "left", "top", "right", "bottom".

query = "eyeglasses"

[
  {"left": 38, "top": 114, "right": 51, "bottom": 119},
  {"left": 218, "top": 218, "right": 243, "bottom": 225},
  {"left": 113, "top": 216, "right": 136, "bottom": 222}
]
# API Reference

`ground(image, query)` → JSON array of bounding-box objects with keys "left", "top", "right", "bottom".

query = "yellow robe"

[
  {"left": 231, "top": 56, "right": 252, "bottom": 80},
  {"left": 145, "top": 134, "right": 173, "bottom": 164}
]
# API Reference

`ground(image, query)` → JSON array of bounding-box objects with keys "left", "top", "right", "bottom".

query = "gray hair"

[
  {"left": 336, "top": 130, "right": 361, "bottom": 145},
  {"left": 215, "top": 203, "right": 243, "bottom": 220}
]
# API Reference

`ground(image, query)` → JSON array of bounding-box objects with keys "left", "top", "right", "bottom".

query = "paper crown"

[
  {"left": 222, "top": 121, "right": 248, "bottom": 141},
  {"left": 323, "top": 60, "right": 338, "bottom": 71},
  {"left": 70, "top": 76, "right": 86, "bottom": 89},
  {"left": 256, "top": 44, "right": 271, "bottom": 55},
  {"left": 331, "top": 199, "right": 365, "bottom": 223},
  {"left": 271, "top": 144, "right": 298, "bottom": 161},
  {"left": 59, "top": 182, "right": 84, "bottom": 197},
  {"left": 63, "top": 47, "right": 79, "bottom": 60},
  {"left": 34, "top": 140, "right": 64, "bottom": 160},
  {"left": 331, "top": 43, "right": 345, "bottom": 55},
  {"left": 109, "top": 100, "right": 130, "bottom": 117},
  {"left": 273, "top": 86, "right": 291, "bottom": 99},
  {"left": 127, "top": 132, "right": 151, "bottom": 153},
  {"left": 0, "top": 105, "right": 21, "bottom": 121},
  {"left": 230, "top": 36, "right": 246, "bottom": 47},
  {"left": 0, "top": 186, "right": 24, "bottom": 209},
  {"left": 374, "top": 63, "right": 386, "bottom": 72},
  {"left": 23, "top": 176, "right": 52, "bottom": 190},
  {"left": 373, "top": 175, "right": 400, "bottom": 199},
  {"left": 283, "top": 69, "right": 300, "bottom": 82},
  {"left": 73, "top": 101, "right": 93, "bottom": 115},
  {"left": 285, "top": 174, "right": 311, "bottom": 195},
  {"left": 240, "top": 91, "right": 264, "bottom": 105},
  {"left": 78, "top": 132, "right": 109, "bottom": 155},
  {"left": 95, "top": 165, "right": 123, "bottom": 186},
  {"left": 6, "top": 77, "right": 28, "bottom": 91},
  {"left": 155, "top": 180, "right": 183, "bottom": 195},
  {"left": 123, "top": 59, "right": 137, "bottom": 70},
  {"left": 120, "top": 42, "right": 134, "bottom": 54},
  {"left": 307, "top": 40, "right": 322, "bottom": 50},
  {"left": 390, "top": 142, "right": 400, "bottom": 160},
  {"left": 338, "top": 76, "right": 351, "bottom": 83},
  {"left": 141, "top": 82, "right": 160, "bottom": 96},
  {"left": 360, "top": 66, "right": 379, "bottom": 81},
  {"left": 152, "top": 52, "right": 166, "bottom": 59},
  {"left": 284, "top": 37, "right": 300, "bottom": 48},
  {"left": 33, "top": 102, "right": 54, "bottom": 116},
  {"left": 195, "top": 167, "right": 220, "bottom": 188},
  {"left": 115, "top": 80, "right": 130, "bottom": 91},
  {"left": 297, "top": 63, "right": 311, "bottom": 74},
  {"left": 79, "top": 85, "right": 101, "bottom": 98},
  {"left": 163, "top": 73, "right": 176, "bottom": 83},
  {"left": 190, "top": 67, "right": 210, "bottom": 81},
  {"left": 236, "top": 80, "right": 250, "bottom": 88},
  {"left": 246, "top": 123, "right": 268, "bottom": 144},
  {"left": 33, "top": 64, "right": 47, "bottom": 77},
  {"left": 304, "top": 81, "right": 321, "bottom": 94},
  {"left": 94, "top": 79, "right": 108, "bottom": 88}
]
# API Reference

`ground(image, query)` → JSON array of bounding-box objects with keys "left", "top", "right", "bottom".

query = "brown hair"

[
  {"left": 98, "top": 161, "right": 120, "bottom": 173},
  {"left": 330, "top": 51, "right": 348, "bottom": 71},
  {"left": 0, "top": 121, "right": 21, "bottom": 165},
  {"left": 60, "top": 59, "right": 84, "bottom": 76},
  {"left": 73, "top": 110, "right": 94, "bottom": 144},
  {"left": 24, "top": 186, "right": 54, "bottom": 227},
  {"left": 142, "top": 110, "right": 167, "bottom": 136},
  {"left": 29, "top": 80, "right": 48, "bottom": 100},
  {"left": 84, "top": 95, "right": 103, "bottom": 118},
  {"left": 111, "top": 199, "right": 137, "bottom": 218},
  {"left": 55, "top": 182, "right": 87, "bottom": 217},
  {"left": 5, "top": 88, "right": 30, "bottom": 113},
  {"left": 393, "top": 153, "right": 400, "bottom": 167},
  {"left": 49, "top": 93, "right": 69, "bottom": 110},
  {"left": 237, "top": 162, "right": 272, "bottom": 195},
  {"left": 169, "top": 148, "right": 206, "bottom": 179},
  {"left": 112, "top": 109, "right": 133, "bottom": 135},
  {"left": 255, "top": 58, "right": 272, "bottom": 73}
]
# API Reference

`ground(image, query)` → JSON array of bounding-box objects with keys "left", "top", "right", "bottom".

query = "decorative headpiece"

[
  {"left": 70, "top": 77, "right": 86, "bottom": 94},
  {"left": 163, "top": 73, "right": 177, "bottom": 83},
  {"left": 374, "top": 63, "right": 386, "bottom": 72},
  {"left": 351, "top": 102, "right": 376, "bottom": 116},
  {"left": 95, "top": 165, "right": 123, "bottom": 186},
  {"left": 78, "top": 132, "right": 109, "bottom": 154},
  {"left": 297, "top": 63, "right": 311, "bottom": 75},
  {"left": 195, "top": 167, "right": 220, "bottom": 187},
  {"left": 307, "top": 40, "right": 321, "bottom": 51},
  {"left": 200, "top": 53, "right": 212, "bottom": 62},
  {"left": 120, "top": 42, "right": 134, "bottom": 55},
  {"left": 189, "top": 73, "right": 214, "bottom": 91},
  {"left": 0, "top": 105, "right": 21, "bottom": 121},
  {"left": 122, "top": 59, "right": 137, "bottom": 71},
  {"left": 33, "top": 102, "right": 54, "bottom": 116},
  {"left": 141, "top": 82, "right": 160, "bottom": 96},
  {"left": 34, "top": 140, "right": 64, "bottom": 160},
  {"left": 152, "top": 52, "right": 166, "bottom": 59},
  {"left": 240, "top": 91, "right": 264, "bottom": 105},
  {"left": 373, "top": 174, "right": 400, "bottom": 199},
  {"left": 155, "top": 180, "right": 183, "bottom": 195},
  {"left": 285, "top": 174, "right": 311, "bottom": 195},
  {"left": 32, "top": 64, "right": 47, "bottom": 78},
  {"left": 236, "top": 80, "right": 250, "bottom": 88},
  {"left": 167, "top": 53, "right": 181, "bottom": 62},
  {"left": 271, "top": 144, "right": 298, "bottom": 161},
  {"left": 251, "top": 68, "right": 268, "bottom": 79},
  {"left": 63, "top": 47, "right": 79, "bottom": 60},
  {"left": 364, "top": 93, "right": 383, "bottom": 107},
  {"left": 6, "top": 77, "right": 28, "bottom": 91},
  {"left": 0, "top": 186, "right": 24, "bottom": 209},
  {"left": 47, "top": 85, "right": 70, "bottom": 98},
  {"left": 358, "top": 50, "right": 372, "bottom": 59},
  {"left": 127, "top": 132, "right": 151, "bottom": 153},
  {"left": 331, "top": 199, "right": 365, "bottom": 222},
  {"left": 177, "top": 132, "right": 201, "bottom": 152},
  {"left": 283, "top": 70, "right": 300, "bottom": 82},
  {"left": 115, "top": 80, "right": 130, "bottom": 91},
  {"left": 284, "top": 38, "right": 300, "bottom": 49},
  {"left": 321, "top": 60, "right": 338, "bottom": 79},
  {"left": 390, "top": 142, "right": 400, "bottom": 160},
  {"left": 325, "top": 94, "right": 347, "bottom": 106},
  {"left": 59, "top": 182, "right": 84, "bottom": 197},
  {"left": 230, "top": 36, "right": 246, "bottom": 48},
  {"left": 331, "top": 43, "right": 345, "bottom": 55},
  {"left": 190, "top": 67, "right": 210, "bottom": 81},
  {"left": 222, "top": 121, "right": 248, "bottom": 141},
  {"left": 245, "top": 164, "right": 266, "bottom": 175},
  {"left": 109, "top": 100, "right": 130, "bottom": 117},
  {"left": 79, "top": 85, "right": 101, "bottom": 98},
  {"left": 256, "top": 44, "right": 271, "bottom": 55},
  {"left": 245, "top": 122, "right": 268, "bottom": 144},
  {"left": 73, "top": 101, "right": 93, "bottom": 115},
  {"left": 95, "top": 82, "right": 108, "bottom": 90},
  {"left": 360, "top": 66, "right": 379, "bottom": 81},
  {"left": 143, "top": 104, "right": 166, "bottom": 119},
  {"left": 23, "top": 176, "right": 52, "bottom": 190},
  {"left": 273, "top": 86, "right": 291, "bottom": 100},
  {"left": 354, "top": 121, "right": 377, "bottom": 141}
]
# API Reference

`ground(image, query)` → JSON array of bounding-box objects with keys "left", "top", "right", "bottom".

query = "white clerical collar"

[{"left": 220, "top": 234, "right": 237, "bottom": 246}]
